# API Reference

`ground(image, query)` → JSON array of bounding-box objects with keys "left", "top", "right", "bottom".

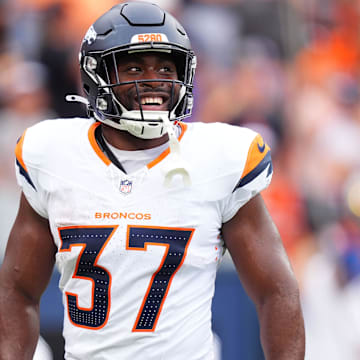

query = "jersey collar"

[{"left": 88, "top": 121, "right": 188, "bottom": 171}]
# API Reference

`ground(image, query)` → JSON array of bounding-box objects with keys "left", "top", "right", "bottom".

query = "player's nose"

[{"left": 140, "top": 68, "right": 165, "bottom": 88}]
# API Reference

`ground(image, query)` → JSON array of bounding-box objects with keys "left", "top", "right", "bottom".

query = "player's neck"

[{"left": 100, "top": 123, "right": 169, "bottom": 151}]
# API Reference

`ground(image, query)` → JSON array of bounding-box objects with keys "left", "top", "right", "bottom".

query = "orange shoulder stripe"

[
  {"left": 14, "top": 130, "right": 28, "bottom": 172},
  {"left": 241, "top": 133, "right": 270, "bottom": 179}
]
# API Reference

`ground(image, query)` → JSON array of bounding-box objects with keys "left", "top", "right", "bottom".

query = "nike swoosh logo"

[{"left": 257, "top": 142, "right": 266, "bottom": 153}]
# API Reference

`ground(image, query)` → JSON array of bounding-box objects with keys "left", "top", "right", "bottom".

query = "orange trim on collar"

[
  {"left": 88, "top": 122, "right": 111, "bottom": 166},
  {"left": 88, "top": 121, "right": 188, "bottom": 169},
  {"left": 147, "top": 122, "right": 188, "bottom": 170}
]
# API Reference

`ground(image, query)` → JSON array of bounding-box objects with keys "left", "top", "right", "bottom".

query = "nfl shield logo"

[{"left": 119, "top": 179, "right": 132, "bottom": 195}]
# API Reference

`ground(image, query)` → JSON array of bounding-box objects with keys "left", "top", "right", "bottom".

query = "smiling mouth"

[
  {"left": 141, "top": 96, "right": 164, "bottom": 106},
  {"left": 136, "top": 95, "right": 171, "bottom": 111}
]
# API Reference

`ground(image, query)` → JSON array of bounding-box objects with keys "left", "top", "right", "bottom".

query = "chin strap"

[
  {"left": 65, "top": 94, "right": 90, "bottom": 106},
  {"left": 160, "top": 115, "right": 191, "bottom": 188}
]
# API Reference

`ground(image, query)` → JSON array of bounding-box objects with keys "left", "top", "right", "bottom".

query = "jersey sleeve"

[
  {"left": 14, "top": 130, "right": 48, "bottom": 218},
  {"left": 221, "top": 132, "right": 273, "bottom": 223}
]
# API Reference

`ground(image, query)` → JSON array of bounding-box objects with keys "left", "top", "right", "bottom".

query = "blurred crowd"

[{"left": 1, "top": 0, "right": 360, "bottom": 358}]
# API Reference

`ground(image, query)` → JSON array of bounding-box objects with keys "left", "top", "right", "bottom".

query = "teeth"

[{"left": 141, "top": 97, "right": 163, "bottom": 105}]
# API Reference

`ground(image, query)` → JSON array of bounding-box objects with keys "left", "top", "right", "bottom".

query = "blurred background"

[{"left": 1, "top": 0, "right": 360, "bottom": 359}]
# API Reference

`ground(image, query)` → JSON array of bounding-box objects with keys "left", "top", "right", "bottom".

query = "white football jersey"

[{"left": 15, "top": 118, "right": 272, "bottom": 360}]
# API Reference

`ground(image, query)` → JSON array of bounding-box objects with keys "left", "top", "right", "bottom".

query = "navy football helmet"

[{"left": 78, "top": 1, "right": 196, "bottom": 139}]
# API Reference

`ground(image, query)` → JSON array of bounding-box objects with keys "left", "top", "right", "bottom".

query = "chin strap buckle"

[{"left": 161, "top": 116, "right": 191, "bottom": 188}]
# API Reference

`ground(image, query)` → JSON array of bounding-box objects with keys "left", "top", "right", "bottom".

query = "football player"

[{"left": 0, "top": 2, "right": 305, "bottom": 359}]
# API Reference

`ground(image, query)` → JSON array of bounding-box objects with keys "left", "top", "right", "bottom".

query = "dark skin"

[
  {"left": 223, "top": 195, "right": 305, "bottom": 359},
  {"left": 103, "top": 52, "right": 180, "bottom": 150},
  {"left": 0, "top": 194, "right": 56, "bottom": 359},
  {"left": 0, "top": 52, "right": 305, "bottom": 359}
]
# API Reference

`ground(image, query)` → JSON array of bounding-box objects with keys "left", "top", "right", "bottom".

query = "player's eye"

[
  {"left": 159, "top": 66, "right": 176, "bottom": 74},
  {"left": 128, "top": 66, "right": 142, "bottom": 72}
]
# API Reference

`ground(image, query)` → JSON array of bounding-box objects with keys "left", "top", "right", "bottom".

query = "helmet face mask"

[
  {"left": 101, "top": 51, "right": 182, "bottom": 118},
  {"left": 79, "top": 2, "right": 196, "bottom": 139}
]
